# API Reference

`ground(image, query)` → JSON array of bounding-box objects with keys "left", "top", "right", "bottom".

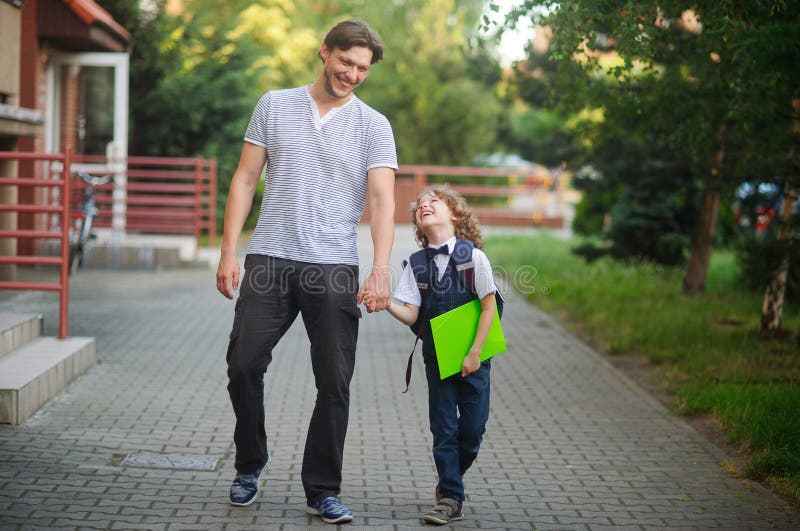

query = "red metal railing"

[
  {"left": 364, "top": 164, "right": 564, "bottom": 227},
  {"left": 73, "top": 154, "right": 217, "bottom": 247},
  {"left": 0, "top": 148, "right": 72, "bottom": 339}
]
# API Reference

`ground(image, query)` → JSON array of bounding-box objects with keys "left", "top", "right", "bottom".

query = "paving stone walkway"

[{"left": 0, "top": 225, "right": 797, "bottom": 530}]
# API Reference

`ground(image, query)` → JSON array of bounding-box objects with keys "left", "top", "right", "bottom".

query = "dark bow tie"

[{"left": 425, "top": 244, "right": 449, "bottom": 259}]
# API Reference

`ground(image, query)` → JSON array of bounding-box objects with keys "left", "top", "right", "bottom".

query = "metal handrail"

[{"left": 0, "top": 148, "right": 72, "bottom": 338}]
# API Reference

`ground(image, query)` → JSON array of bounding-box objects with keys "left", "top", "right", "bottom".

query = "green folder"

[{"left": 430, "top": 299, "right": 506, "bottom": 379}]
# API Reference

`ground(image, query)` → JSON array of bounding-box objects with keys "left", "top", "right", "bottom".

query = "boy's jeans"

[
  {"left": 226, "top": 254, "right": 361, "bottom": 505},
  {"left": 423, "top": 357, "right": 491, "bottom": 503}
]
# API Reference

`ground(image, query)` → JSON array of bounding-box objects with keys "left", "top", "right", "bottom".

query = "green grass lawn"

[{"left": 486, "top": 234, "right": 800, "bottom": 506}]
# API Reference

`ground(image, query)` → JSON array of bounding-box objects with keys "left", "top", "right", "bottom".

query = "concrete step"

[
  {"left": 82, "top": 244, "right": 183, "bottom": 270},
  {"left": 0, "top": 337, "right": 95, "bottom": 425},
  {"left": 0, "top": 313, "right": 42, "bottom": 359},
  {"left": 41, "top": 239, "right": 214, "bottom": 270}
]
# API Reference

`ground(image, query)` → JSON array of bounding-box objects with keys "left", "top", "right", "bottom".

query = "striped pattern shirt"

[{"left": 244, "top": 86, "right": 398, "bottom": 265}]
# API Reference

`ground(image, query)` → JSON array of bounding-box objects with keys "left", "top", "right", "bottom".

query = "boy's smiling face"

[{"left": 415, "top": 192, "right": 456, "bottom": 231}]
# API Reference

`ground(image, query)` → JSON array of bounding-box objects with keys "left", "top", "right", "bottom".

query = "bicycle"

[{"left": 69, "top": 171, "right": 112, "bottom": 274}]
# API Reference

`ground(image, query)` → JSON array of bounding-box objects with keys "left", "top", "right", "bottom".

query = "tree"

[
  {"left": 500, "top": 1, "right": 799, "bottom": 301},
  {"left": 501, "top": 23, "right": 582, "bottom": 168},
  {"left": 725, "top": 9, "right": 800, "bottom": 331}
]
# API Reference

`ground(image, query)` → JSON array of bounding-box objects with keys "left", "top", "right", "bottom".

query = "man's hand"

[
  {"left": 215, "top": 142, "right": 265, "bottom": 300},
  {"left": 358, "top": 266, "right": 390, "bottom": 312},
  {"left": 216, "top": 251, "right": 241, "bottom": 300}
]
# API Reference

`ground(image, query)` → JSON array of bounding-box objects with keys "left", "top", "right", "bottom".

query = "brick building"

[{"left": 0, "top": 0, "right": 130, "bottom": 276}]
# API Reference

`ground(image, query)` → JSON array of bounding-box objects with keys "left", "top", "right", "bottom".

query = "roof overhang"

[{"left": 37, "top": 0, "right": 131, "bottom": 53}]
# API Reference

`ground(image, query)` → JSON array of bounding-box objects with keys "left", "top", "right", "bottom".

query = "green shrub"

[{"left": 606, "top": 190, "right": 694, "bottom": 266}]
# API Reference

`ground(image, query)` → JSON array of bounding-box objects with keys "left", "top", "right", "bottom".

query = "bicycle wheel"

[
  {"left": 69, "top": 242, "right": 83, "bottom": 275},
  {"left": 69, "top": 214, "right": 91, "bottom": 275}
]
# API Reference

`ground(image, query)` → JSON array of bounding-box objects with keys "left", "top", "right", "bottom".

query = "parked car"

[{"left": 734, "top": 182, "right": 781, "bottom": 235}]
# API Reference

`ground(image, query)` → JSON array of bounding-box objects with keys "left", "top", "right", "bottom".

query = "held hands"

[
  {"left": 358, "top": 267, "right": 390, "bottom": 313},
  {"left": 358, "top": 288, "right": 389, "bottom": 313}
]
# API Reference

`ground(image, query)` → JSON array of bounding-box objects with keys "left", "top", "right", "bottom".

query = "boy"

[{"left": 365, "top": 186, "right": 498, "bottom": 524}]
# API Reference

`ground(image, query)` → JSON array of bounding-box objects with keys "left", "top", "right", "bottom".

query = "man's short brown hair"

[{"left": 320, "top": 19, "right": 385, "bottom": 65}]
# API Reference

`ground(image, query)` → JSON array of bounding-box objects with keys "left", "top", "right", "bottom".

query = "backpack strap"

[
  {"left": 407, "top": 249, "right": 430, "bottom": 336},
  {"left": 402, "top": 331, "right": 422, "bottom": 394},
  {"left": 451, "top": 239, "right": 476, "bottom": 293},
  {"left": 452, "top": 238, "right": 505, "bottom": 318},
  {"left": 408, "top": 249, "right": 429, "bottom": 304},
  {"left": 402, "top": 250, "right": 430, "bottom": 393}
]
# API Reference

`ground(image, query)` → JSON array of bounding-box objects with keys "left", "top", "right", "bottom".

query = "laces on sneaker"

[
  {"left": 307, "top": 496, "right": 353, "bottom": 524},
  {"left": 423, "top": 497, "right": 463, "bottom": 525}
]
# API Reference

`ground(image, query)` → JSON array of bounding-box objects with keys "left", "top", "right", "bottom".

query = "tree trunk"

[
  {"left": 682, "top": 185, "right": 720, "bottom": 294},
  {"left": 683, "top": 124, "right": 727, "bottom": 295},
  {"left": 761, "top": 97, "right": 800, "bottom": 332},
  {"left": 760, "top": 178, "right": 798, "bottom": 331}
]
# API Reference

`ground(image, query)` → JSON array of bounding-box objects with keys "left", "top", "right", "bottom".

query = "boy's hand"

[
  {"left": 461, "top": 349, "right": 481, "bottom": 377},
  {"left": 360, "top": 289, "right": 374, "bottom": 308}
]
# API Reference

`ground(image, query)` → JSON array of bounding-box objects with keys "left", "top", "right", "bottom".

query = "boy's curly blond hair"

[{"left": 411, "top": 185, "right": 484, "bottom": 249}]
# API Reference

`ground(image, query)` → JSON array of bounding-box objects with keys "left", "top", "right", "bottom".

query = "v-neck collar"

[{"left": 306, "top": 85, "right": 356, "bottom": 130}]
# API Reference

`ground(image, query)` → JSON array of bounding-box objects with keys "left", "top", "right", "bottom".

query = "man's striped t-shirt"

[{"left": 243, "top": 86, "right": 398, "bottom": 265}]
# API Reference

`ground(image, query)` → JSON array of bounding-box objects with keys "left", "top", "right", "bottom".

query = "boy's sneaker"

[
  {"left": 229, "top": 453, "right": 270, "bottom": 507},
  {"left": 423, "top": 498, "right": 463, "bottom": 525},
  {"left": 306, "top": 496, "right": 353, "bottom": 524}
]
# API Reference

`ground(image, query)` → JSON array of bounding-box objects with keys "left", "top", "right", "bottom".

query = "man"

[{"left": 215, "top": 19, "right": 396, "bottom": 524}]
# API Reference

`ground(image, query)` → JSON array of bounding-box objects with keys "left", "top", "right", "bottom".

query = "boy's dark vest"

[{"left": 401, "top": 238, "right": 504, "bottom": 391}]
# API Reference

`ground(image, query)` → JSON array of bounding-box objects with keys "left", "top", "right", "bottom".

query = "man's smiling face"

[{"left": 320, "top": 44, "right": 372, "bottom": 100}]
